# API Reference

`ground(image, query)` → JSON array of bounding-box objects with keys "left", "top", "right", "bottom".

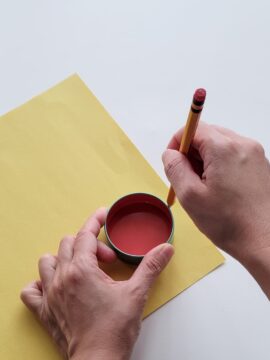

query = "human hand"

[
  {"left": 162, "top": 123, "right": 270, "bottom": 288},
  {"left": 21, "top": 208, "right": 174, "bottom": 360}
]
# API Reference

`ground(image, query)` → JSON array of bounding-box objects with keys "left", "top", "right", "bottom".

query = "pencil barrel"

[
  {"left": 179, "top": 112, "right": 200, "bottom": 154},
  {"left": 166, "top": 88, "right": 206, "bottom": 207}
]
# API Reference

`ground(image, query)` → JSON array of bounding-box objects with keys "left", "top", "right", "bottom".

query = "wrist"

[
  {"left": 69, "top": 334, "right": 132, "bottom": 360},
  {"left": 238, "top": 244, "right": 270, "bottom": 299},
  {"left": 70, "top": 347, "right": 130, "bottom": 360}
]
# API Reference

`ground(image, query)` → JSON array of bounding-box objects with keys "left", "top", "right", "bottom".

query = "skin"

[
  {"left": 162, "top": 122, "right": 270, "bottom": 298},
  {"left": 21, "top": 208, "right": 174, "bottom": 360},
  {"left": 21, "top": 122, "right": 270, "bottom": 359}
]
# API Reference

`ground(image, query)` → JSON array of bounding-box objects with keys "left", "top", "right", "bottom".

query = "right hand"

[{"left": 162, "top": 123, "right": 270, "bottom": 266}]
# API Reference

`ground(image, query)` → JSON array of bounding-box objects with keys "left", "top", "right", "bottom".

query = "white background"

[{"left": 0, "top": 1, "right": 269, "bottom": 359}]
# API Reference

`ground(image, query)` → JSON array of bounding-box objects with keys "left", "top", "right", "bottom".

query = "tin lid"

[{"left": 105, "top": 193, "right": 174, "bottom": 257}]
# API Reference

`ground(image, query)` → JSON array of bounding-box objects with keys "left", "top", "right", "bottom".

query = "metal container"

[{"left": 105, "top": 193, "right": 174, "bottom": 264}]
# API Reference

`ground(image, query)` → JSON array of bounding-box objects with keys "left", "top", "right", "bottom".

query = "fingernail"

[
  {"left": 162, "top": 243, "right": 175, "bottom": 260},
  {"left": 157, "top": 243, "right": 174, "bottom": 261}
]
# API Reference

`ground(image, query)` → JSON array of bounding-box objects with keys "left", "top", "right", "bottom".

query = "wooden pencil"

[{"left": 167, "top": 88, "right": 206, "bottom": 207}]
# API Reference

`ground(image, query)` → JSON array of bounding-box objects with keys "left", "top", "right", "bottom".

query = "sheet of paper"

[{"left": 0, "top": 75, "right": 224, "bottom": 359}]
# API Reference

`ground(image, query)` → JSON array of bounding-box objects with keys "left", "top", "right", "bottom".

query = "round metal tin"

[{"left": 105, "top": 193, "right": 174, "bottom": 264}]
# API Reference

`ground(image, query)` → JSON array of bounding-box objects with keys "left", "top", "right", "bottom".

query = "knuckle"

[
  {"left": 60, "top": 235, "right": 74, "bottom": 246},
  {"left": 38, "top": 253, "right": 52, "bottom": 266},
  {"left": 49, "top": 280, "right": 64, "bottom": 299},
  {"left": 225, "top": 139, "right": 238, "bottom": 152},
  {"left": 206, "top": 136, "right": 217, "bottom": 150},
  {"left": 20, "top": 288, "right": 28, "bottom": 302},
  {"left": 76, "top": 230, "right": 87, "bottom": 240},
  {"left": 65, "top": 266, "right": 83, "bottom": 285},
  {"left": 164, "top": 156, "right": 184, "bottom": 179},
  {"left": 218, "top": 138, "right": 238, "bottom": 156},
  {"left": 247, "top": 140, "right": 264, "bottom": 156},
  {"left": 145, "top": 257, "right": 163, "bottom": 275},
  {"left": 204, "top": 133, "right": 230, "bottom": 152},
  {"left": 207, "top": 136, "right": 238, "bottom": 156},
  {"left": 62, "top": 235, "right": 74, "bottom": 242}
]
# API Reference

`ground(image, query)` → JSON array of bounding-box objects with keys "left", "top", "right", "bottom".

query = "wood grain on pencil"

[{"left": 167, "top": 88, "right": 206, "bottom": 207}]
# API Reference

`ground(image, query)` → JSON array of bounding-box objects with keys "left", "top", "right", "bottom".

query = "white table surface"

[{"left": 1, "top": 1, "right": 269, "bottom": 359}]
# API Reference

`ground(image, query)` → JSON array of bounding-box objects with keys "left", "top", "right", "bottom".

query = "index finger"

[
  {"left": 80, "top": 207, "right": 107, "bottom": 235},
  {"left": 167, "top": 122, "right": 228, "bottom": 158},
  {"left": 167, "top": 127, "right": 185, "bottom": 150},
  {"left": 73, "top": 208, "right": 107, "bottom": 260}
]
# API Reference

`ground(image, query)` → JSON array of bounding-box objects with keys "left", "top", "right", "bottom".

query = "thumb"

[
  {"left": 130, "top": 243, "right": 174, "bottom": 295},
  {"left": 162, "top": 149, "right": 203, "bottom": 205}
]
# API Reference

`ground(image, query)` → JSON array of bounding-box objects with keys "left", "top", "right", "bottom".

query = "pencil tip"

[{"left": 166, "top": 199, "right": 174, "bottom": 208}]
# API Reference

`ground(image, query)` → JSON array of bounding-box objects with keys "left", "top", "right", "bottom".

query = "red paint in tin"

[{"left": 105, "top": 193, "right": 173, "bottom": 259}]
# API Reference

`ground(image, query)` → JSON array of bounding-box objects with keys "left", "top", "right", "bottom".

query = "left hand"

[{"left": 21, "top": 208, "right": 174, "bottom": 360}]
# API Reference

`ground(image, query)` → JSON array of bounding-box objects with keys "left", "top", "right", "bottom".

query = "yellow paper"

[{"left": 0, "top": 75, "right": 224, "bottom": 359}]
